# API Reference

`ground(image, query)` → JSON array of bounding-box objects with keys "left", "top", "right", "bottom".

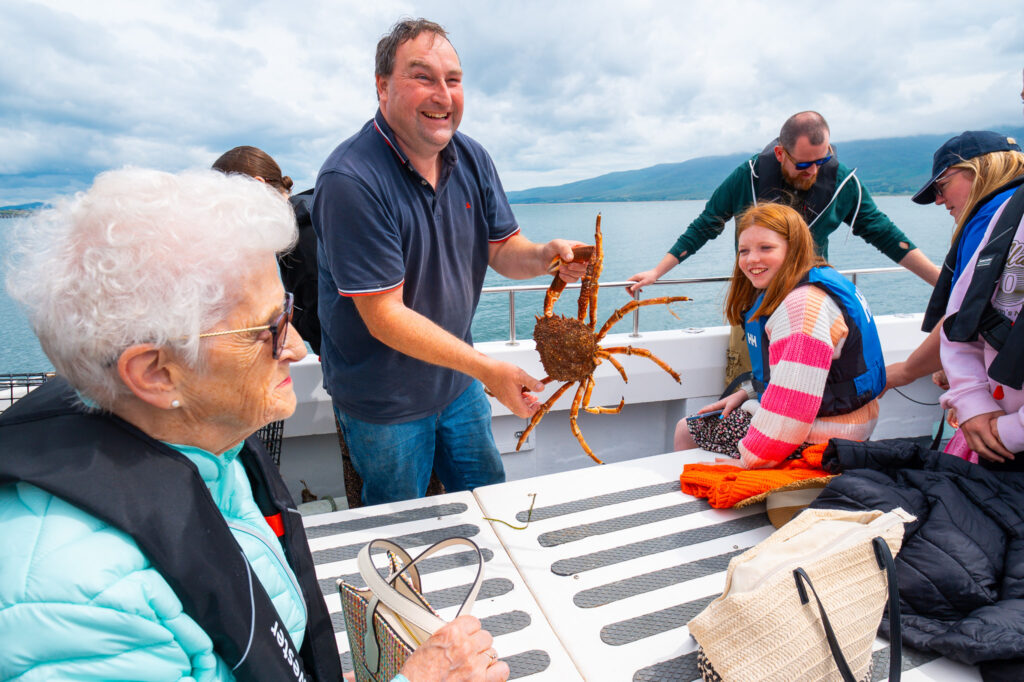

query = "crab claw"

[{"left": 547, "top": 245, "right": 595, "bottom": 273}]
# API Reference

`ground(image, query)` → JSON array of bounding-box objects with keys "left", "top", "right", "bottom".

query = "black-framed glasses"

[
  {"left": 933, "top": 169, "right": 965, "bottom": 199},
  {"left": 198, "top": 292, "right": 294, "bottom": 359},
  {"left": 783, "top": 146, "right": 833, "bottom": 170}
]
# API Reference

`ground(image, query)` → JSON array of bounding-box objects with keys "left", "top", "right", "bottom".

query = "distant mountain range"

[
  {"left": 506, "top": 127, "right": 1024, "bottom": 204},
  {"left": 5, "top": 128, "right": 1024, "bottom": 210},
  {"left": 0, "top": 201, "right": 45, "bottom": 217}
]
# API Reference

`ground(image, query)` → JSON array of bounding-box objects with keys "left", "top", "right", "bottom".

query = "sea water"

[{"left": 0, "top": 196, "right": 952, "bottom": 374}]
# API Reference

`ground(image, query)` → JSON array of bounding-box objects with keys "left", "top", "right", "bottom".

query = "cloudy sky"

[{"left": 2, "top": 0, "right": 1023, "bottom": 205}]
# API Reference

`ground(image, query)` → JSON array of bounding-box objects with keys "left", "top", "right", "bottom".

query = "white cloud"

[{"left": 1, "top": 0, "right": 1022, "bottom": 204}]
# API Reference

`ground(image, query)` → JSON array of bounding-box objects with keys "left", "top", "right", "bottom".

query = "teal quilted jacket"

[{"left": 0, "top": 442, "right": 307, "bottom": 680}]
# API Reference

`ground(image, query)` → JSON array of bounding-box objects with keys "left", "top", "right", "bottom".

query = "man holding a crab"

[{"left": 312, "top": 18, "right": 586, "bottom": 505}]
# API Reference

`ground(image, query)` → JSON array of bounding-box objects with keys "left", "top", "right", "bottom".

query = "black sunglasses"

[
  {"left": 198, "top": 292, "right": 294, "bottom": 359},
  {"left": 783, "top": 146, "right": 833, "bottom": 170}
]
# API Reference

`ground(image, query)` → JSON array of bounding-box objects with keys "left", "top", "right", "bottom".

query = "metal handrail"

[{"left": 482, "top": 266, "right": 904, "bottom": 344}]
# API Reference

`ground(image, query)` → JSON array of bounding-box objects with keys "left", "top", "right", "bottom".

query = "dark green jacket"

[{"left": 669, "top": 144, "right": 916, "bottom": 264}]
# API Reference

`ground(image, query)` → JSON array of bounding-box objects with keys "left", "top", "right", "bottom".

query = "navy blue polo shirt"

[{"left": 312, "top": 110, "right": 519, "bottom": 423}]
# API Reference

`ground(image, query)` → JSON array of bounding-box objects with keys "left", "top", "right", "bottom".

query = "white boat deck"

[{"left": 304, "top": 448, "right": 980, "bottom": 681}]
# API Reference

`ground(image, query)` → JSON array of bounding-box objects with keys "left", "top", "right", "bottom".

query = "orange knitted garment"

[{"left": 680, "top": 444, "right": 829, "bottom": 508}]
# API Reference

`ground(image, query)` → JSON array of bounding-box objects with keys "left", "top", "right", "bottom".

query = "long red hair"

[{"left": 724, "top": 203, "right": 828, "bottom": 325}]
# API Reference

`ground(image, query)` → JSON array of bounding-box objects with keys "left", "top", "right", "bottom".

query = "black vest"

[
  {"left": 0, "top": 378, "right": 342, "bottom": 682},
  {"left": 752, "top": 138, "right": 840, "bottom": 230},
  {"left": 942, "top": 183, "right": 1024, "bottom": 390},
  {"left": 921, "top": 175, "right": 1024, "bottom": 333}
]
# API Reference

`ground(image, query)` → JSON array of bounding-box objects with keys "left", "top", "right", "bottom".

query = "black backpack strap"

[{"left": 721, "top": 371, "right": 752, "bottom": 400}]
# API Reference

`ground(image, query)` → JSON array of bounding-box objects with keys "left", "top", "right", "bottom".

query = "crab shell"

[{"left": 533, "top": 315, "right": 598, "bottom": 381}]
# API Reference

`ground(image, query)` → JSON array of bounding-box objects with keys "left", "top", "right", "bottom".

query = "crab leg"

[
  {"left": 594, "top": 296, "right": 691, "bottom": 341},
  {"left": 581, "top": 375, "right": 625, "bottom": 415},
  {"left": 596, "top": 350, "right": 629, "bottom": 383},
  {"left": 544, "top": 244, "right": 596, "bottom": 317},
  {"left": 577, "top": 256, "right": 596, "bottom": 323},
  {"left": 515, "top": 380, "right": 574, "bottom": 451},
  {"left": 587, "top": 214, "right": 603, "bottom": 330},
  {"left": 601, "top": 345, "right": 682, "bottom": 383},
  {"left": 568, "top": 380, "right": 604, "bottom": 464},
  {"left": 541, "top": 276, "right": 568, "bottom": 317}
]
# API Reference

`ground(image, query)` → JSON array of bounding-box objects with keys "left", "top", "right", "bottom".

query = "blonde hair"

[
  {"left": 951, "top": 148, "right": 1024, "bottom": 242},
  {"left": 725, "top": 203, "right": 828, "bottom": 325}
]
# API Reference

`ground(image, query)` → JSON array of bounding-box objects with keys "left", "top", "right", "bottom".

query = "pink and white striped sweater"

[{"left": 738, "top": 285, "right": 879, "bottom": 469}]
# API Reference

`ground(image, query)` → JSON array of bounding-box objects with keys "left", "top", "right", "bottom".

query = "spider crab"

[{"left": 516, "top": 214, "right": 690, "bottom": 463}]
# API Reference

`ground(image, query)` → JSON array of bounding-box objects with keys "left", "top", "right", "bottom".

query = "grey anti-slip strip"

[
  {"left": 538, "top": 500, "right": 717, "bottom": 547},
  {"left": 311, "top": 523, "right": 480, "bottom": 563},
  {"left": 869, "top": 644, "right": 940, "bottom": 677},
  {"left": 601, "top": 594, "right": 717, "bottom": 645},
  {"left": 573, "top": 548, "right": 744, "bottom": 608},
  {"left": 480, "top": 610, "right": 532, "bottom": 636},
  {"left": 329, "top": 578, "right": 515, "bottom": 633},
  {"left": 304, "top": 502, "right": 469, "bottom": 539},
  {"left": 342, "top": 644, "right": 551, "bottom": 678},
  {"left": 632, "top": 649, "right": 702, "bottom": 681},
  {"left": 332, "top": 607, "right": 532, "bottom": 639},
  {"left": 505, "top": 649, "right": 551, "bottom": 679},
  {"left": 551, "top": 514, "right": 769, "bottom": 575},
  {"left": 420, "top": 577, "right": 514, "bottom": 610},
  {"left": 318, "top": 548, "right": 496, "bottom": 596},
  {"left": 631, "top": 644, "right": 939, "bottom": 681},
  {"left": 515, "top": 482, "right": 683, "bottom": 522}
]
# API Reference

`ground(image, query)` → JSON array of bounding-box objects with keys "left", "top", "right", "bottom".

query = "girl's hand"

[
  {"left": 703, "top": 389, "right": 749, "bottom": 418},
  {"left": 961, "top": 411, "right": 1013, "bottom": 463}
]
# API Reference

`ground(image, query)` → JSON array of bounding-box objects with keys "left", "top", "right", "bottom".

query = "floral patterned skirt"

[{"left": 688, "top": 408, "right": 752, "bottom": 458}]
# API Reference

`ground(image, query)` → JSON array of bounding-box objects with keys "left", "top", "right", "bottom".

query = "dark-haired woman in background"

[{"left": 213, "top": 145, "right": 322, "bottom": 354}]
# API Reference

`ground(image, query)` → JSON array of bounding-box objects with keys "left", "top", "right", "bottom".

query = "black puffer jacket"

[{"left": 811, "top": 439, "right": 1024, "bottom": 680}]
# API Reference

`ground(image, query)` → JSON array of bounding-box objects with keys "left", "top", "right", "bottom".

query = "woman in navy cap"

[{"left": 885, "top": 131, "right": 1024, "bottom": 393}]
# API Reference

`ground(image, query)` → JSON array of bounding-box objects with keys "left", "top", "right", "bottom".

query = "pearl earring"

[{"left": 171, "top": 399, "right": 181, "bottom": 408}]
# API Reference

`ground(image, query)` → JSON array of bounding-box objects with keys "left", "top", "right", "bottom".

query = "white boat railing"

[{"left": 481, "top": 266, "right": 904, "bottom": 344}]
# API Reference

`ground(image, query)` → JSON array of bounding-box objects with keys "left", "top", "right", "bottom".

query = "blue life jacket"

[{"left": 744, "top": 266, "right": 885, "bottom": 417}]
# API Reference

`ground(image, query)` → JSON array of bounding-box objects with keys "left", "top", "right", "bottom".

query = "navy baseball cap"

[{"left": 912, "top": 131, "right": 1022, "bottom": 204}]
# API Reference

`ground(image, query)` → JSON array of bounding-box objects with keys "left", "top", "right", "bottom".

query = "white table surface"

[
  {"left": 303, "top": 490, "right": 582, "bottom": 680},
  {"left": 473, "top": 449, "right": 981, "bottom": 682},
  {"left": 305, "top": 449, "right": 981, "bottom": 681}
]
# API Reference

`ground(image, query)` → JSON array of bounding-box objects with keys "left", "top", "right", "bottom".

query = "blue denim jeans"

[{"left": 334, "top": 381, "right": 505, "bottom": 505}]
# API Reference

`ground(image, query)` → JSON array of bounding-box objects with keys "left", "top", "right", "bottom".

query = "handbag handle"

[
  {"left": 358, "top": 537, "right": 485, "bottom": 674},
  {"left": 793, "top": 536, "right": 901, "bottom": 682}
]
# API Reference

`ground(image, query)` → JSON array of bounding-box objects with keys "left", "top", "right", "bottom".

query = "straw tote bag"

[
  {"left": 338, "top": 537, "right": 484, "bottom": 682},
  {"left": 688, "top": 507, "right": 914, "bottom": 682}
]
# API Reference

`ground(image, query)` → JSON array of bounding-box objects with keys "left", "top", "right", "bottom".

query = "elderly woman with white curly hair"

[{"left": 0, "top": 168, "right": 508, "bottom": 682}]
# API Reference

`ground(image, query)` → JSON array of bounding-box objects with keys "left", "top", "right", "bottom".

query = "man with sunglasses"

[{"left": 628, "top": 110, "right": 940, "bottom": 385}]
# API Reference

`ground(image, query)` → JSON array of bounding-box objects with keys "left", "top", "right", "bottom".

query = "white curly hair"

[{"left": 5, "top": 167, "right": 297, "bottom": 407}]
